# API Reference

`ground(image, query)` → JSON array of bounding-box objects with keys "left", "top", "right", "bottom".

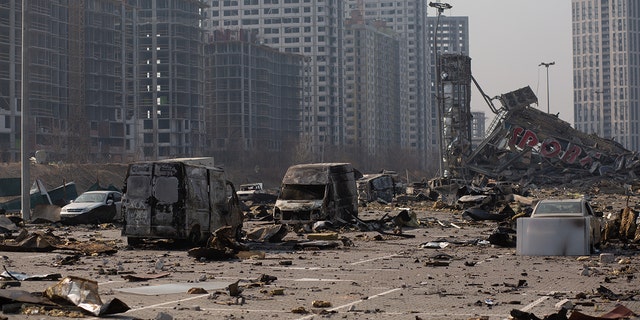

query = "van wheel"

[
  {"left": 591, "top": 232, "right": 600, "bottom": 254},
  {"left": 127, "top": 237, "right": 141, "bottom": 246},
  {"left": 188, "top": 226, "right": 202, "bottom": 245},
  {"left": 235, "top": 226, "right": 244, "bottom": 241}
]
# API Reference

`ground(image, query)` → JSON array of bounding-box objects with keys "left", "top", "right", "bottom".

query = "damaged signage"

[{"left": 465, "top": 86, "right": 635, "bottom": 183}]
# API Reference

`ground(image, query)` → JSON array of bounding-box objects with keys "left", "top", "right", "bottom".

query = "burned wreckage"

[
  {"left": 436, "top": 55, "right": 638, "bottom": 186},
  {"left": 464, "top": 93, "right": 634, "bottom": 185}
]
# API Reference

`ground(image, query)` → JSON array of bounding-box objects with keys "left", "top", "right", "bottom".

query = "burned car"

[
  {"left": 236, "top": 183, "right": 264, "bottom": 201},
  {"left": 273, "top": 163, "right": 362, "bottom": 225},
  {"left": 60, "top": 190, "right": 122, "bottom": 224},
  {"left": 517, "top": 198, "right": 603, "bottom": 256},
  {"left": 236, "top": 183, "right": 277, "bottom": 204}
]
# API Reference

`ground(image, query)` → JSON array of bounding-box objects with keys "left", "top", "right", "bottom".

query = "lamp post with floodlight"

[
  {"left": 539, "top": 61, "right": 555, "bottom": 114},
  {"left": 21, "top": 0, "right": 30, "bottom": 221},
  {"left": 429, "top": 1, "right": 452, "bottom": 177}
]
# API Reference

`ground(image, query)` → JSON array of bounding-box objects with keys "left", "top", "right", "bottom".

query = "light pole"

[
  {"left": 429, "top": 1, "right": 452, "bottom": 177},
  {"left": 21, "top": 0, "right": 31, "bottom": 221},
  {"left": 539, "top": 61, "right": 555, "bottom": 114}
]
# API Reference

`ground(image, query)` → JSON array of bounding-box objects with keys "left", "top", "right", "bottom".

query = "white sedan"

[{"left": 60, "top": 191, "right": 123, "bottom": 224}]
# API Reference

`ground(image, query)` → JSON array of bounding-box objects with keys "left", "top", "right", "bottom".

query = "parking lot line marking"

[
  {"left": 125, "top": 294, "right": 209, "bottom": 312},
  {"left": 293, "top": 278, "right": 352, "bottom": 282},
  {"left": 521, "top": 295, "right": 550, "bottom": 312},
  {"left": 350, "top": 253, "right": 399, "bottom": 265},
  {"left": 294, "top": 287, "right": 402, "bottom": 320}
]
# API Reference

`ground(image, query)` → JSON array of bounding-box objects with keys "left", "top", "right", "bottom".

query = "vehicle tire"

[
  {"left": 127, "top": 237, "right": 141, "bottom": 246},
  {"left": 590, "top": 232, "right": 599, "bottom": 254},
  {"left": 188, "top": 225, "right": 202, "bottom": 245},
  {"left": 235, "top": 225, "right": 244, "bottom": 241}
]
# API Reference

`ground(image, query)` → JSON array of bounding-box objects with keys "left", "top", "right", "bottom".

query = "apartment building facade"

[
  {"left": 202, "top": 0, "right": 345, "bottom": 160},
  {"left": 0, "top": 0, "right": 136, "bottom": 163},
  {"left": 204, "top": 29, "right": 303, "bottom": 160},
  {"left": 135, "top": 0, "right": 207, "bottom": 160},
  {"left": 344, "top": 13, "right": 401, "bottom": 162},
  {"left": 572, "top": 0, "right": 640, "bottom": 151},
  {"left": 344, "top": 0, "right": 429, "bottom": 165}
]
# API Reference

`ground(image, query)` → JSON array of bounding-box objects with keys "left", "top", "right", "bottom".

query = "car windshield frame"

[
  {"left": 534, "top": 201, "right": 583, "bottom": 215},
  {"left": 74, "top": 192, "right": 108, "bottom": 203}
]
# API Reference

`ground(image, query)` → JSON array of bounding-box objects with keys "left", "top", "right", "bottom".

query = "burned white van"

[
  {"left": 121, "top": 157, "right": 243, "bottom": 246},
  {"left": 273, "top": 163, "right": 361, "bottom": 225}
]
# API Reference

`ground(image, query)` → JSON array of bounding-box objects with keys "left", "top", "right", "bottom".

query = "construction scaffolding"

[{"left": 437, "top": 54, "right": 473, "bottom": 179}]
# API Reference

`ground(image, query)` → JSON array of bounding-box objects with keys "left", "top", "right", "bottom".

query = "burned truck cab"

[{"left": 273, "top": 163, "right": 361, "bottom": 225}]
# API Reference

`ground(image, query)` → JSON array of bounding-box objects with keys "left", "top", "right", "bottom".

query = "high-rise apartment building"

[
  {"left": 135, "top": 0, "right": 207, "bottom": 160},
  {"left": 344, "top": 0, "right": 429, "bottom": 165},
  {"left": 572, "top": 0, "right": 640, "bottom": 151},
  {"left": 202, "top": 0, "right": 344, "bottom": 158},
  {"left": 69, "top": 1, "right": 136, "bottom": 163},
  {"left": 0, "top": 1, "right": 135, "bottom": 163},
  {"left": 0, "top": 0, "right": 28, "bottom": 162},
  {"left": 204, "top": 29, "right": 303, "bottom": 160},
  {"left": 0, "top": 1, "right": 69, "bottom": 163},
  {"left": 344, "top": 12, "right": 401, "bottom": 163}
]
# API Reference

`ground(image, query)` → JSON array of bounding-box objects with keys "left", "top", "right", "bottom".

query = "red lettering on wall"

[
  {"left": 509, "top": 127, "right": 524, "bottom": 149},
  {"left": 517, "top": 130, "right": 539, "bottom": 149},
  {"left": 561, "top": 145, "right": 582, "bottom": 164},
  {"left": 540, "top": 138, "right": 562, "bottom": 158},
  {"left": 579, "top": 156, "right": 593, "bottom": 167}
]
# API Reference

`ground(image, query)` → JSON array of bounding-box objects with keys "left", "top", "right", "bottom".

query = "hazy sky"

[{"left": 442, "top": 0, "right": 573, "bottom": 124}]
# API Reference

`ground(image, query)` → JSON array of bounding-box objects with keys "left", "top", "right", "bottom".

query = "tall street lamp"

[
  {"left": 539, "top": 61, "right": 555, "bottom": 114},
  {"left": 21, "top": 0, "right": 31, "bottom": 221},
  {"left": 429, "top": 1, "right": 452, "bottom": 177}
]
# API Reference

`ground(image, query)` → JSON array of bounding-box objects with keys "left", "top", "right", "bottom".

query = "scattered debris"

[
  {"left": 44, "top": 276, "right": 130, "bottom": 316},
  {"left": 121, "top": 272, "right": 171, "bottom": 282},
  {"left": 0, "top": 230, "right": 117, "bottom": 255},
  {"left": 0, "top": 271, "right": 61, "bottom": 282},
  {"left": 245, "top": 224, "right": 288, "bottom": 242},
  {"left": 116, "top": 281, "right": 233, "bottom": 296}
]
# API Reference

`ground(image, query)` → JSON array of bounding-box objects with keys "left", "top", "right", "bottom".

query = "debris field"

[{"left": 0, "top": 186, "right": 638, "bottom": 320}]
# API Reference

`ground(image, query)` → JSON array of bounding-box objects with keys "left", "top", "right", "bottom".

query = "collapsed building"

[{"left": 436, "top": 54, "right": 640, "bottom": 187}]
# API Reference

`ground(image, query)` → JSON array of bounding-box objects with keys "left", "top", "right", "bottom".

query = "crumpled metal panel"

[{"left": 44, "top": 276, "right": 130, "bottom": 316}]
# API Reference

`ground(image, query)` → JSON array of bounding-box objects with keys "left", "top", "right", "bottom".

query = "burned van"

[
  {"left": 273, "top": 163, "right": 361, "bottom": 224},
  {"left": 121, "top": 157, "right": 243, "bottom": 246},
  {"left": 357, "top": 173, "right": 396, "bottom": 204}
]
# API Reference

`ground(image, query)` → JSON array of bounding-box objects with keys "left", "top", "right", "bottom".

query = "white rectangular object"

[{"left": 516, "top": 217, "right": 591, "bottom": 256}]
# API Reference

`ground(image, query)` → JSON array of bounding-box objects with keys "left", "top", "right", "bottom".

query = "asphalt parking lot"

[{"left": 1, "top": 207, "right": 639, "bottom": 320}]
